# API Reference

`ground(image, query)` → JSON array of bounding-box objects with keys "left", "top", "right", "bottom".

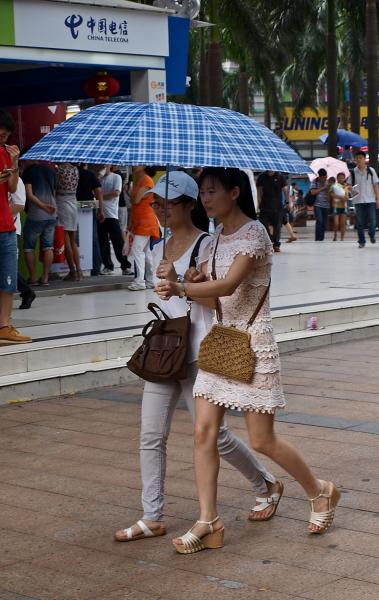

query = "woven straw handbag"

[{"left": 198, "top": 234, "right": 270, "bottom": 383}]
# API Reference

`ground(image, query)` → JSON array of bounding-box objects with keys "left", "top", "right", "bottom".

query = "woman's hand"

[
  {"left": 156, "top": 259, "right": 177, "bottom": 282},
  {"left": 155, "top": 278, "right": 181, "bottom": 300},
  {"left": 184, "top": 267, "right": 207, "bottom": 283}
]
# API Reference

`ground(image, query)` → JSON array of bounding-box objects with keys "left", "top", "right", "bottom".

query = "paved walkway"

[{"left": 0, "top": 337, "right": 378, "bottom": 599}]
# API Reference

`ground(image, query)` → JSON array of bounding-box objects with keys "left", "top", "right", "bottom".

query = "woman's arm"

[
  {"left": 131, "top": 186, "right": 149, "bottom": 205},
  {"left": 156, "top": 253, "right": 257, "bottom": 300}
]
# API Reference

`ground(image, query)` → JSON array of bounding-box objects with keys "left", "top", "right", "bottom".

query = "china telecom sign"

[
  {"left": 64, "top": 14, "right": 129, "bottom": 44},
  {"left": 0, "top": 0, "right": 169, "bottom": 57}
]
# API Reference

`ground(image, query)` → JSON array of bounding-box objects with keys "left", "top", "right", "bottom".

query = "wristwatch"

[
  {"left": 178, "top": 283, "right": 186, "bottom": 298},
  {"left": 177, "top": 274, "right": 185, "bottom": 283}
]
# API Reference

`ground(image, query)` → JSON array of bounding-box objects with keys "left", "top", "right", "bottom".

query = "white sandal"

[
  {"left": 114, "top": 519, "right": 166, "bottom": 542},
  {"left": 249, "top": 481, "right": 284, "bottom": 521},
  {"left": 173, "top": 516, "right": 224, "bottom": 554},
  {"left": 309, "top": 481, "right": 341, "bottom": 534}
]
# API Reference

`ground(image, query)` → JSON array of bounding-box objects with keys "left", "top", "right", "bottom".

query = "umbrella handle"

[{"left": 162, "top": 164, "right": 170, "bottom": 260}]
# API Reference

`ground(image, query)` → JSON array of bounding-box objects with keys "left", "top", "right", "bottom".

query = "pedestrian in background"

[
  {"left": 256, "top": 170, "right": 288, "bottom": 252},
  {"left": 9, "top": 177, "right": 36, "bottom": 309},
  {"left": 310, "top": 168, "right": 330, "bottom": 241},
  {"left": 350, "top": 151, "right": 379, "bottom": 248},
  {"left": 128, "top": 166, "right": 160, "bottom": 291},
  {"left": 76, "top": 164, "right": 104, "bottom": 277},
  {"left": 22, "top": 158, "right": 57, "bottom": 286},
  {"left": 56, "top": 162, "right": 82, "bottom": 281},
  {"left": 98, "top": 164, "right": 132, "bottom": 275}
]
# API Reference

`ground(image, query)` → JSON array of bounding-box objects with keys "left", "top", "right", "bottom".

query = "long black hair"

[{"left": 198, "top": 167, "right": 257, "bottom": 220}]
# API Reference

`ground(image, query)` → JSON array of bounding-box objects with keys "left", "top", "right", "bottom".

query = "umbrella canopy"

[
  {"left": 23, "top": 102, "right": 311, "bottom": 174},
  {"left": 308, "top": 157, "right": 350, "bottom": 181},
  {"left": 320, "top": 129, "right": 367, "bottom": 147}
]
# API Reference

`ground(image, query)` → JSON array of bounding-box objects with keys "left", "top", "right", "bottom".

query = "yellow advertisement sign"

[{"left": 283, "top": 107, "right": 370, "bottom": 141}]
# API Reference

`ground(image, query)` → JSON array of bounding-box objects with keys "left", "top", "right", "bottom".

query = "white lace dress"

[{"left": 193, "top": 221, "right": 286, "bottom": 414}]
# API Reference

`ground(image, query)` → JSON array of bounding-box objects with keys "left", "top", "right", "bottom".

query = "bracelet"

[{"left": 178, "top": 283, "right": 186, "bottom": 298}]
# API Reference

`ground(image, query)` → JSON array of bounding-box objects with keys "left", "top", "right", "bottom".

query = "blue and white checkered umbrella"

[{"left": 23, "top": 102, "right": 311, "bottom": 174}]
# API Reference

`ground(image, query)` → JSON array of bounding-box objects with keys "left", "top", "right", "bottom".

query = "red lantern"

[{"left": 83, "top": 71, "right": 120, "bottom": 103}]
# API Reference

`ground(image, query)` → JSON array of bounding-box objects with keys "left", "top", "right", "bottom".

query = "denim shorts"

[
  {"left": 0, "top": 230, "right": 17, "bottom": 293},
  {"left": 333, "top": 207, "right": 347, "bottom": 215},
  {"left": 23, "top": 218, "right": 57, "bottom": 251}
]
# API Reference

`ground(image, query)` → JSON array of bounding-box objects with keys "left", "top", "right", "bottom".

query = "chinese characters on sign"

[{"left": 64, "top": 14, "right": 129, "bottom": 43}]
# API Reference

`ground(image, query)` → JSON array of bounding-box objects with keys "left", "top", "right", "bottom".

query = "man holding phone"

[{"left": 0, "top": 109, "right": 31, "bottom": 345}]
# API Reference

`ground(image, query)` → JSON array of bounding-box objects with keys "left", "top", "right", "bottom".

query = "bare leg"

[
  {"left": 68, "top": 231, "right": 82, "bottom": 274},
  {"left": 41, "top": 249, "right": 54, "bottom": 284},
  {"left": 172, "top": 396, "right": 225, "bottom": 544},
  {"left": 244, "top": 412, "right": 333, "bottom": 532},
  {"left": 285, "top": 222, "right": 297, "bottom": 241},
  {"left": 24, "top": 250, "right": 37, "bottom": 283},
  {"left": 333, "top": 216, "right": 338, "bottom": 240},
  {"left": 63, "top": 230, "right": 75, "bottom": 273},
  {"left": 0, "top": 291, "right": 13, "bottom": 327},
  {"left": 340, "top": 214, "right": 346, "bottom": 240}
]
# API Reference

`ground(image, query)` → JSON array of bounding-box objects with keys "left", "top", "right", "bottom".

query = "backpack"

[
  {"left": 350, "top": 166, "right": 375, "bottom": 186},
  {"left": 305, "top": 190, "right": 315, "bottom": 206}
]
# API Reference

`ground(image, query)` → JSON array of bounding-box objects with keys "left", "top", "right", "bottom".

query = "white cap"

[{"left": 149, "top": 171, "right": 198, "bottom": 201}]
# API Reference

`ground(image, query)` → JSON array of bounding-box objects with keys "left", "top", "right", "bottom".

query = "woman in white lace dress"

[{"left": 156, "top": 168, "right": 341, "bottom": 554}]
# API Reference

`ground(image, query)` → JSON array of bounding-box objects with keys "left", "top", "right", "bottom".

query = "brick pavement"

[{"left": 0, "top": 337, "right": 378, "bottom": 600}]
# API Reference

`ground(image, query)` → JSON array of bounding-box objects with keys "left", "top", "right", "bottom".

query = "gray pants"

[{"left": 140, "top": 363, "right": 276, "bottom": 521}]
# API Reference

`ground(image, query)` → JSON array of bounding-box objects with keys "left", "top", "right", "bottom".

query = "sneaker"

[
  {"left": 358, "top": 243, "right": 365, "bottom": 248},
  {"left": 19, "top": 291, "right": 36, "bottom": 310},
  {"left": 101, "top": 268, "right": 113, "bottom": 275},
  {"left": 128, "top": 282, "right": 146, "bottom": 291},
  {"left": 0, "top": 326, "right": 32, "bottom": 345},
  {"left": 273, "top": 247, "right": 281, "bottom": 253},
  {"left": 145, "top": 282, "right": 155, "bottom": 289},
  {"left": 370, "top": 236, "right": 376, "bottom": 244},
  {"left": 122, "top": 268, "right": 134, "bottom": 276}
]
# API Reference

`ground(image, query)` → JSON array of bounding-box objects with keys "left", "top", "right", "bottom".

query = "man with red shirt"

[{"left": 0, "top": 109, "right": 31, "bottom": 345}]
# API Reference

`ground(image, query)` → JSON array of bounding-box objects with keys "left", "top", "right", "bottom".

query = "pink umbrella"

[{"left": 308, "top": 157, "right": 350, "bottom": 181}]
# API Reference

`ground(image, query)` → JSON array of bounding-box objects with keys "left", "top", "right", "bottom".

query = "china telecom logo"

[{"left": 64, "top": 14, "right": 129, "bottom": 43}]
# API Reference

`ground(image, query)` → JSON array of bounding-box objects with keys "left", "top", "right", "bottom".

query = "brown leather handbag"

[{"left": 127, "top": 303, "right": 191, "bottom": 383}]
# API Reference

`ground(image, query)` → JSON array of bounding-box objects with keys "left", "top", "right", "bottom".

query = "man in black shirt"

[
  {"left": 76, "top": 164, "right": 104, "bottom": 276},
  {"left": 256, "top": 171, "right": 288, "bottom": 252}
]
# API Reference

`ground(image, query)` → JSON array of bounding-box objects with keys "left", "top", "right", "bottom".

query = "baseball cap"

[{"left": 149, "top": 171, "right": 199, "bottom": 201}]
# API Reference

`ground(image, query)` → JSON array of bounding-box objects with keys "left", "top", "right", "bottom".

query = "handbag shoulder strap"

[
  {"left": 246, "top": 280, "right": 271, "bottom": 327},
  {"left": 189, "top": 233, "right": 210, "bottom": 269},
  {"left": 211, "top": 233, "right": 270, "bottom": 325}
]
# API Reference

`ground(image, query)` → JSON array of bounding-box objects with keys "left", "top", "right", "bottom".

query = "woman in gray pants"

[{"left": 114, "top": 172, "right": 283, "bottom": 542}]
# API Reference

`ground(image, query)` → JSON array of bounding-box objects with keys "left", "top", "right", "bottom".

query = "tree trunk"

[
  {"left": 366, "top": 0, "right": 378, "bottom": 173},
  {"left": 327, "top": 0, "right": 338, "bottom": 157},
  {"left": 349, "top": 75, "right": 361, "bottom": 133},
  {"left": 339, "top": 100, "right": 348, "bottom": 130},
  {"left": 207, "top": 42, "right": 223, "bottom": 107},
  {"left": 199, "top": 27, "right": 208, "bottom": 105},
  {"left": 264, "top": 93, "right": 271, "bottom": 129},
  {"left": 238, "top": 70, "right": 249, "bottom": 115},
  {"left": 206, "top": 0, "right": 223, "bottom": 107}
]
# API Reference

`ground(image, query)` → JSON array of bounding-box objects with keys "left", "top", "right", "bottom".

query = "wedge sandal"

[
  {"left": 308, "top": 481, "right": 341, "bottom": 534},
  {"left": 173, "top": 516, "right": 224, "bottom": 555}
]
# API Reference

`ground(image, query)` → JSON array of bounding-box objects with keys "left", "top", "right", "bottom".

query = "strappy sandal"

[
  {"left": 308, "top": 481, "right": 341, "bottom": 534},
  {"left": 173, "top": 516, "right": 224, "bottom": 555},
  {"left": 248, "top": 481, "right": 284, "bottom": 522},
  {"left": 114, "top": 519, "right": 166, "bottom": 542}
]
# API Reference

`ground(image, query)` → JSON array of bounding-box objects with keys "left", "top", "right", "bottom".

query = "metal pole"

[{"left": 162, "top": 163, "right": 170, "bottom": 260}]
